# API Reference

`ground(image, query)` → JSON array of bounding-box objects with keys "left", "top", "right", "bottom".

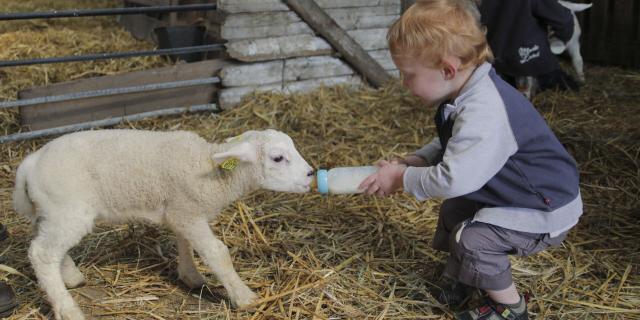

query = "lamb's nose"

[{"left": 307, "top": 169, "right": 314, "bottom": 177}]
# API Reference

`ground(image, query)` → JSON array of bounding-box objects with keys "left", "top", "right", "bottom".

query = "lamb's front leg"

[
  {"left": 170, "top": 219, "right": 258, "bottom": 308},
  {"left": 176, "top": 234, "right": 206, "bottom": 289}
]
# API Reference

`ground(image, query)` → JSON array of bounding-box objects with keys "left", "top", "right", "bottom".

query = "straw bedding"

[{"left": 0, "top": 1, "right": 638, "bottom": 319}]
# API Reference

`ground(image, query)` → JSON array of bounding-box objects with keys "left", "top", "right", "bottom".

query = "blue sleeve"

[{"left": 532, "top": 0, "right": 575, "bottom": 42}]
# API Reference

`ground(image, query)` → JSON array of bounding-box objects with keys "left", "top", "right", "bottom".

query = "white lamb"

[
  {"left": 551, "top": 1, "right": 593, "bottom": 82},
  {"left": 12, "top": 129, "right": 314, "bottom": 320}
]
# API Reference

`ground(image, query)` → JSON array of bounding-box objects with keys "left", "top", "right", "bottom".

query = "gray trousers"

[{"left": 433, "top": 197, "right": 568, "bottom": 290}]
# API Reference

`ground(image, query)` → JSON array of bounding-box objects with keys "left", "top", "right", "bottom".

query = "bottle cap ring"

[{"left": 317, "top": 169, "right": 329, "bottom": 194}]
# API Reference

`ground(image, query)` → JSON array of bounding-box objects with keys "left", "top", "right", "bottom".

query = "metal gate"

[{"left": 0, "top": 3, "right": 224, "bottom": 143}]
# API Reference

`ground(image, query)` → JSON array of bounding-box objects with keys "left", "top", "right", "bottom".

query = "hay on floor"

[{"left": 1, "top": 69, "right": 639, "bottom": 319}]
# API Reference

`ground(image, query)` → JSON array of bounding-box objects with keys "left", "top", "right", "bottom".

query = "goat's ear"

[
  {"left": 212, "top": 142, "right": 257, "bottom": 163},
  {"left": 558, "top": 1, "right": 592, "bottom": 12}
]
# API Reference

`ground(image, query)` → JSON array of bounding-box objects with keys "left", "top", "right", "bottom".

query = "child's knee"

[{"left": 451, "top": 221, "right": 493, "bottom": 255}]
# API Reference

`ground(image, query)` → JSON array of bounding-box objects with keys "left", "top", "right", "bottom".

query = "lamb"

[
  {"left": 12, "top": 129, "right": 314, "bottom": 320},
  {"left": 551, "top": 1, "right": 593, "bottom": 82}
]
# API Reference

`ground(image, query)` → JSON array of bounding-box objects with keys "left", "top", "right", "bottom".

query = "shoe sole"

[
  {"left": 0, "top": 301, "right": 17, "bottom": 318},
  {"left": 0, "top": 226, "right": 7, "bottom": 242}
]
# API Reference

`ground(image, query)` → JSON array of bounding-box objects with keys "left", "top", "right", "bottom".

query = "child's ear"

[
  {"left": 441, "top": 56, "right": 463, "bottom": 80},
  {"left": 212, "top": 142, "right": 257, "bottom": 163},
  {"left": 442, "top": 60, "right": 457, "bottom": 80}
]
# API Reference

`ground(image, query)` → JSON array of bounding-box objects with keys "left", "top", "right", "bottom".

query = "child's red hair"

[{"left": 388, "top": 0, "right": 493, "bottom": 69}]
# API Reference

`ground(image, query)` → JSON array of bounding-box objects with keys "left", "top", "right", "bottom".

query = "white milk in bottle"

[{"left": 315, "top": 166, "right": 378, "bottom": 194}]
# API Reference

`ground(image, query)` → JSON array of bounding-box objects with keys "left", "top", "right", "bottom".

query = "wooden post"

[{"left": 284, "top": 0, "right": 391, "bottom": 88}]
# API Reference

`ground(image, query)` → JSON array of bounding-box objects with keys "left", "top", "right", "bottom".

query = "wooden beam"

[
  {"left": 284, "top": 0, "right": 391, "bottom": 88},
  {"left": 19, "top": 59, "right": 232, "bottom": 131},
  {"left": 226, "top": 34, "right": 332, "bottom": 62},
  {"left": 218, "top": 0, "right": 400, "bottom": 13},
  {"left": 219, "top": 75, "right": 362, "bottom": 110}
]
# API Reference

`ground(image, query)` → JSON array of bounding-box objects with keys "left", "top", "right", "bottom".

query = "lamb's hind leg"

[
  {"left": 567, "top": 40, "right": 585, "bottom": 82},
  {"left": 62, "top": 254, "right": 85, "bottom": 289},
  {"left": 169, "top": 217, "right": 257, "bottom": 309},
  {"left": 176, "top": 234, "right": 206, "bottom": 289},
  {"left": 29, "top": 210, "right": 93, "bottom": 320}
]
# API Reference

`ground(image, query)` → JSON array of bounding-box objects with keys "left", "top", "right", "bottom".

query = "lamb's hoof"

[
  {"left": 232, "top": 288, "right": 259, "bottom": 311},
  {"left": 63, "top": 270, "right": 86, "bottom": 289},
  {"left": 56, "top": 304, "right": 85, "bottom": 320},
  {"left": 179, "top": 272, "right": 207, "bottom": 290}
]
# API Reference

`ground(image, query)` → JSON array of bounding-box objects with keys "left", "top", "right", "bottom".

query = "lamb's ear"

[
  {"left": 224, "top": 130, "right": 259, "bottom": 143},
  {"left": 212, "top": 142, "right": 257, "bottom": 163}
]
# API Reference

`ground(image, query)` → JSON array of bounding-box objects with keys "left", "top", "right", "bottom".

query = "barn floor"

[{"left": 1, "top": 1, "right": 639, "bottom": 320}]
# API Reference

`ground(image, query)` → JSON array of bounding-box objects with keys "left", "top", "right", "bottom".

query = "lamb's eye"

[{"left": 272, "top": 155, "right": 284, "bottom": 163}]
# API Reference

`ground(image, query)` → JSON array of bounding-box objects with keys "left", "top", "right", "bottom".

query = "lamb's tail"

[{"left": 13, "top": 153, "right": 38, "bottom": 221}]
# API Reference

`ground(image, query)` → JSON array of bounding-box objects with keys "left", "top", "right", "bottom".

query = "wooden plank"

[
  {"left": 219, "top": 84, "right": 282, "bottom": 110},
  {"left": 226, "top": 34, "right": 332, "bottom": 62},
  {"left": 219, "top": 7, "right": 397, "bottom": 41},
  {"left": 218, "top": 0, "right": 400, "bottom": 13},
  {"left": 220, "top": 12, "right": 313, "bottom": 40},
  {"left": 347, "top": 28, "right": 389, "bottom": 50},
  {"left": 582, "top": 0, "right": 608, "bottom": 64},
  {"left": 284, "top": 75, "right": 362, "bottom": 93},
  {"left": 219, "top": 74, "right": 363, "bottom": 110},
  {"left": 637, "top": 1, "right": 640, "bottom": 43},
  {"left": 284, "top": 56, "right": 354, "bottom": 81},
  {"left": 218, "top": 0, "right": 289, "bottom": 13},
  {"left": 347, "top": 14, "right": 398, "bottom": 30},
  {"left": 368, "top": 49, "right": 395, "bottom": 70},
  {"left": 316, "top": 0, "right": 399, "bottom": 8},
  {"left": 611, "top": 0, "right": 636, "bottom": 67},
  {"left": 19, "top": 59, "right": 231, "bottom": 131},
  {"left": 223, "top": 11, "right": 301, "bottom": 28},
  {"left": 580, "top": 0, "right": 640, "bottom": 68},
  {"left": 284, "top": 0, "right": 391, "bottom": 87},
  {"left": 326, "top": 6, "right": 400, "bottom": 30},
  {"left": 220, "top": 22, "right": 312, "bottom": 40},
  {"left": 220, "top": 61, "right": 284, "bottom": 87}
]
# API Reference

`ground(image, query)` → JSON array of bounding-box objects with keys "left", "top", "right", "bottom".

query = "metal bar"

[
  {"left": 0, "top": 77, "right": 220, "bottom": 109},
  {"left": 0, "top": 4, "right": 217, "bottom": 21},
  {"left": 0, "top": 104, "right": 218, "bottom": 143},
  {"left": 0, "top": 44, "right": 225, "bottom": 68}
]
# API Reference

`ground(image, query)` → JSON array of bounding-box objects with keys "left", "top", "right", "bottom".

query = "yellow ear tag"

[{"left": 219, "top": 158, "right": 239, "bottom": 171}]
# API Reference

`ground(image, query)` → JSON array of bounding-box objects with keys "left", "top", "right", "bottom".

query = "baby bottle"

[{"left": 315, "top": 166, "right": 378, "bottom": 194}]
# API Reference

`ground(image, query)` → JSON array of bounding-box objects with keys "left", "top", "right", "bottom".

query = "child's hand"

[
  {"left": 358, "top": 160, "right": 407, "bottom": 196},
  {"left": 391, "top": 155, "right": 428, "bottom": 167}
]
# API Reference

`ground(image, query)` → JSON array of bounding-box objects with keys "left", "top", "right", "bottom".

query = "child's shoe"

[
  {"left": 428, "top": 278, "right": 475, "bottom": 307},
  {"left": 455, "top": 295, "right": 528, "bottom": 320}
]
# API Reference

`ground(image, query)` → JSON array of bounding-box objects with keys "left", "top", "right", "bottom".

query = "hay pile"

[
  {"left": 1, "top": 1, "right": 639, "bottom": 319},
  {"left": 1, "top": 73, "right": 639, "bottom": 319}
]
